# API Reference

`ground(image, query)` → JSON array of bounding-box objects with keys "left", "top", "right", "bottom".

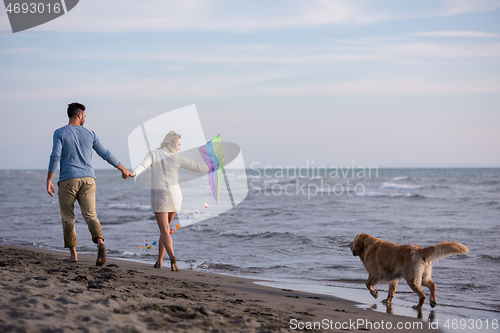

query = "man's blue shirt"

[{"left": 48, "top": 125, "right": 120, "bottom": 181}]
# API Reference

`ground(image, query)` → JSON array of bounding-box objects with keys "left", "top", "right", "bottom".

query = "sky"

[{"left": 0, "top": 0, "right": 499, "bottom": 169}]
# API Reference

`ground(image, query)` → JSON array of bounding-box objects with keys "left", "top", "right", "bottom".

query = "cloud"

[
  {"left": 441, "top": 0, "right": 500, "bottom": 15},
  {"left": 38, "top": 0, "right": 368, "bottom": 32},
  {"left": 2, "top": 39, "right": 498, "bottom": 102},
  {"left": 0, "top": 71, "right": 299, "bottom": 100},
  {"left": 411, "top": 31, "right": 500, "bottom": 38},
  {"left": 11, "top": 0, "right": 499, "bottom": 33},
  {"left": 1, "top": 71, "right": 498, "bottom": 101},
  {"left": 39, "top": 41, "right": 500, "bottom": 65},
  {"left": 253, "top": 77, "right": 500, "bottom": 96},
  {"left": 49, "top": 49, "right": 384, "bottom": 64},
  {"left": 0, "top": 48, "right": 47, "bottom": 53},
  {"left": 385, "top": 42, "right": 500, "bottom": 58}
]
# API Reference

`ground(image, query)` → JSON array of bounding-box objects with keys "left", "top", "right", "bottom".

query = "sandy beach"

[{"left": 0, "top": 245, "right": 442, "bottom": 332}]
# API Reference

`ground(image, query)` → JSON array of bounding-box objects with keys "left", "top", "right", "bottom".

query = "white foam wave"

[
  {"left": 190, "top": 224, "right": 216, "bottom": 232},
  {"left": 380, "top": 182, "right": 424, "bottom": 190},
  {"left": 218, "top": 230, "right": 262, "bottom": 237},
  {"left": 391, "top": 176, "right": 408, "bottom": 181},
  {"left": 245, "top": 175, "right": 262, "bottom": 179},
  {"left": 357, "top": 191, "right": 409, "bottom": 198},
  {"left": 108, "top": 203, "right": 151, "bottom": 211},
  {"left": 192, "top": 263, "right": 209, "bottom": 270},
  {"left": 264, "top": 179, "right": 281, "bottom": 185},
  {"left": 122, "top": 251, "right": 139, "bottom": 256}
]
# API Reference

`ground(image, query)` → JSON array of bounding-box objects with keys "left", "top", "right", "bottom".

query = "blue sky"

[{"left": 1, "top": 0, "right": 499, "bottom": 169}]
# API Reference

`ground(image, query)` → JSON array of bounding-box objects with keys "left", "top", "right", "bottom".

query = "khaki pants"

[{"left": 58, "top": 177, "right": 104, "bottom": 248}]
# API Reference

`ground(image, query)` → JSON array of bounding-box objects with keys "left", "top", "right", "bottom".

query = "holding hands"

[
  {"left": 117, "top": 164, "right": 134, "bottom": 179},
  {"left": 122, "top": 170, "right": 134, "bottom": 179}
]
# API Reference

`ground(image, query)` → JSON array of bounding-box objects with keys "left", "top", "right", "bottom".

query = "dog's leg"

[
  {"left": 366, "top": 275, "right": 380, "bottom": 299},
  {"left": 422, "top": 273, "right": 436, "bottom": 308},
  {"left": 382, "top": 280, "right": 398, "bottom": 304},
  {"left": 407, "top": 281, "right": 426, "bottom": 309}
]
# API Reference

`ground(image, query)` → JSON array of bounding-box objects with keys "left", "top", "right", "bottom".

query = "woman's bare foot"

[
  {"left": 153, "top": 261, "right": 162, "bottom": 269},
  {"left": 170, "top": 257, "right": 179, "bottom": 271}
]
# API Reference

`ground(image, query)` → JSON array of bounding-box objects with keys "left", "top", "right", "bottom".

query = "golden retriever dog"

[{"left": 349, "top": 233, "right": 468, "bottom": 309}]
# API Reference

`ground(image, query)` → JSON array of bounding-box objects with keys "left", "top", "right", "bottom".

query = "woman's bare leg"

[
  {"left": 167, "top": 211, "right": 176, "bottom": 226},
  {"left": 156, "top": 235, "right": 166, "bottom": 268},
  {"left": 167, "top": 212, "right": 179, "bottom": 270},
  {"left": 155, "top": 212, "right": 175, "bottom": 265}
]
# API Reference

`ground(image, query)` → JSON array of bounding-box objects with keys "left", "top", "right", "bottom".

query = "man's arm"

[
  {"left": 117, "top": 164, "right": 133, "bottom": 179},
  {"left": 47, "top": 171, "right": 55, "bottom": 197},
  {"left": 47, "top": 130, "right": 61, "bottom": 197}
]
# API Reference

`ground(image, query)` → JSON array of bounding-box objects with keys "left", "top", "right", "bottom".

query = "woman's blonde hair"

[{"left": 158, "top": 131, "right": 181, "bottom": 154}]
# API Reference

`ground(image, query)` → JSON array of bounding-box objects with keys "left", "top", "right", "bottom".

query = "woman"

[{"left": 132, "top": 131, "right": 209, "bottom": 271}]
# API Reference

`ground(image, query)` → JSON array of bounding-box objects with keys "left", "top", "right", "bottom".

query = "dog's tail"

[{"left": 420, "top": 241, "right": 469, "bottom": 262}]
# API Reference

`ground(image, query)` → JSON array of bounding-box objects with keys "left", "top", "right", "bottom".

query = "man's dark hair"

[{"left": 67, "top": 102, "right": 86, "bottom": 119}]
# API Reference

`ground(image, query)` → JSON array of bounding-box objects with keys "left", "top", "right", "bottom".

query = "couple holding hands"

[{"left": 47, "top": 103, "right": 209, "bottom": 271}]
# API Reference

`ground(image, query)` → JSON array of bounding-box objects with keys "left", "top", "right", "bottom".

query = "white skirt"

[{"left": 151, "top": 184, "right": 182, "bottom": 212}]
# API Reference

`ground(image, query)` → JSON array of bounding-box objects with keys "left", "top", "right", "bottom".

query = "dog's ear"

[
  {"left": 352, "top": 234, "right": 365, "bottom": 252},
  {"left": 362, "top": 234, "right": 376, "bottom": 247}
]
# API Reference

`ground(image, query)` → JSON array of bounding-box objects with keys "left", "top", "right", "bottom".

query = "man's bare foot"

[
  {"left": 96, "top": 243, "right": 106, "bottom": 266},
  {"left": 67, "top": 247, "right": 78, "bottom": 262},
  {"left": 63, "top": 258, "right": 78, "bottom": 262}
]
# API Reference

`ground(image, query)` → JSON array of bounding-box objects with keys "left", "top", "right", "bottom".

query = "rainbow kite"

[{"left": 199, "top": 134, "right": 225, "bottom": 203}]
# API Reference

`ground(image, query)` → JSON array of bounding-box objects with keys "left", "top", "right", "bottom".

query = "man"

[{"left": 47, "top": 102, "right": 133, "bottom": 265}]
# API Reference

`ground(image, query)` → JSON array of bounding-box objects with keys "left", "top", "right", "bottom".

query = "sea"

[{"left": 1, "top": 168, "right": 499, "bottom": 328}]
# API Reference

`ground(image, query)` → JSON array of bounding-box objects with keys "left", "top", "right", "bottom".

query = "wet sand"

[{"left": 0, "top": 245, "right": 441, "bottom": 332}]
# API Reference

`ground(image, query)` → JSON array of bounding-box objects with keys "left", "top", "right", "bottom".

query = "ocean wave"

[
  {"left": 100, "top": 216, "right": 142, "bottom": 225},
  {"left": 116, "top": 250, "right": 156, "bottom": 258},
  {"left": 325, "top": 278, "right": 368, "bottom": 284},
  {"left": 380, "top": 182, "right": 424, "bottom": 190},
  {"left": 429, "top": 184, "right": 451, "bottom": 190},
  {"left": 245, "top": 175, "right": 262, "bottom": 179},
  {"left": 107, "top": 203, "right": 152, "bottom": 211},
  {"left": 276, "top": 177, "right": 303, "bottom": 184},
  {"left": 266, "top": 265, "right": 291, "bottom": 269},
  {"left": 0, "top": 239, "right": 46, "bottom": 248},
  {"left": 457, "top": 283, "right": 489, "bottom": 291},
  {"left": 324, "top": 264, "right": 351, "bottom": 270},
  {"left": 390, "top": 176, "right": 408, "bottom": 181},
  {"left": 261, "top": 211, "right": 281, "bottom": 217},
  {"left": 479, "top": 180, "right": 499, "bottom": 185},
  {"left": 190, "top": 224, "right": 263, "bottom": 238},
  {"left": 264, "top": 179, "right": 281, "bottom": 185},
  {"left": 324, "top": 236, "right": 348, "bottom": 244},
  {"left": 192, "top": 262, "right": 240, "bottom": 272},
  {"left": 218, "top": 230, "right": 264, "bottom": 237},
  {"left": 406, "top": 193, "right": 426, "bottom": 199},
  {"left": 189, "top": 225, "right": 312, "bottom": 243},
  {"left": 477, "top": 254, "right": 499, "bottom": 262},
  {"left": 121, "top": 251, "right": 138, "bottom": 256},
  {"left": 189, "top": 224, "right": 216, "bottom": 232},
  {"left": 357, "top": 191, "right": 425, "bottom": 199}
]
